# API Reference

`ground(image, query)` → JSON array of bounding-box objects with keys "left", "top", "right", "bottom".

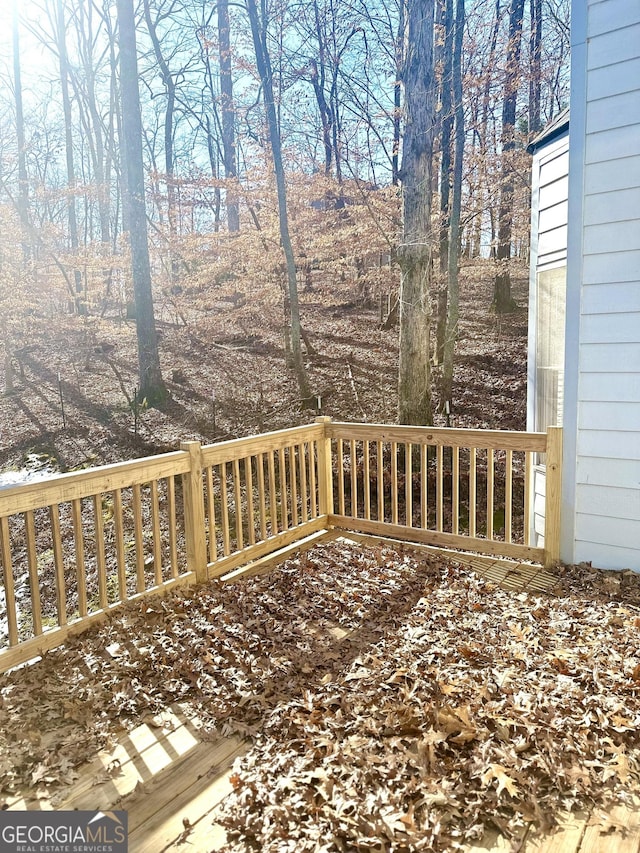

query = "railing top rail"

[
  {"left": 326, "top": 422, "right": 548, "bottom": 452},
  {"left": 0, "top": 449, "right": 191, "bottom": 517},
  {"left": 202, "top": 423, "right": 323, "bottom": 466}
]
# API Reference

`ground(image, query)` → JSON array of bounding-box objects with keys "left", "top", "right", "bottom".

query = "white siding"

[
  {"left": 586, "top": 22, "right": 640, "bottom": 69},
  {"left": 588, "top": 58, "right": 640, "bottom": 100},
  {"left": 583, "top": 188, "right": 640, "bottom": 224},
  {"left": 577, "top": 484, "right": 640, "bottom": 520},
  {"left": 582, "top": 251, "right": 640, "bottom": 284},
  {"left": 586, "top": 126, "right": 639, "bottom": 163},
  {"left": 538, "top": 226, "right": 567, "bottom": 257},
  {"left": 578, "top": 401, "right": 640, "bottom": 431},
  {"left": 580, "top": 343, "right": 640, "bottom": 372},
  {"left": 574, "top": 540, "right": 640, "bottom": 570},
  {"left": 579, "top": 372, "right": 640, "bottom": 401},
  {"left": 576, "top": 456, "right": 640, "bottom": 490},
  {"left": 533, "top": 468, "right": 546, "bottom": 544},
  {"left": 528, "top": 134, "right": 569, "bottom": 547},
  {"left": 568, "top": 0, "right": 640, "bottom": 570},
  {"left": 583, "top": 222, "right": 640, "bottom": 254},
  {"left": 588, "top": 0, "right": 640, "bottom": 35},
  {"left": 575, "top": 514, "right": 640, "bottom": 551},
  {"left": 539, "top": 176, "right": 569, "bottom": 210},
  {"left": 587, "top": 91, "right": 640, "bottom": 134},
  {"left": 577, "top": 429, "right": 640, "bottom": 460},
  {"left": 539, "top": 201, "right": 569, "bottom": 233},
  {"left": 582, "top": 283, "right": 640, "bottom": 314},
  {"left": 581, "top": 313, "right": 640, "bottom": 343},
  {"left": 584, "top": 155, "right": 640, "bottom": 194}
]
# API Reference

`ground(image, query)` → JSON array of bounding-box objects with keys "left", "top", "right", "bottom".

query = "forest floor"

[{"left": 0, "top": 259, "right": 529, "bottom": 474}]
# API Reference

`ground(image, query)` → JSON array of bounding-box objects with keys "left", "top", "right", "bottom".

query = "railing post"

[
  {"left": 544, "top": 426, "right": 563, "bottom": 568},
  {"left": 315, "top": 416, "right": 334, "bottom": 521},
  {"left": 181, "top": 441, "right": 208, "bottom": 583}
]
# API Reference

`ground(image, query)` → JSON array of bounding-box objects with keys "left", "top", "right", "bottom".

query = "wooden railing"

[
  {"left": 326, "top": 422, "right": 562, "bottom": 566},
  {"left": 0, "top": 450, "right": 191, "bottom": 672},
  {"left": 198, "top": 423, "right": 329, "bottom": 579},
  {"left": 0, "top": 419, "right": 561, "bottom": 672}
]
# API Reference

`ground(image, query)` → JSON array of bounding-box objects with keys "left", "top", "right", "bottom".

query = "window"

[{"left": 535, "top": 265, "right": 566, "bottom": 433}]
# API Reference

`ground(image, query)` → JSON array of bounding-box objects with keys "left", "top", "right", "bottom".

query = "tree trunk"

[
  {"left": 529, "top": 0, "right": 542, "bottom": 136},
  {"left": 493, "top": 0, "right": 525, "bottom": 313},
  {"left": 116, "top": 0, "right": 167, "bottom": 406},
  {"left": 442, "top": 0, "right": 465, "bottom": 410},
  {"left": 438, "top": 0, "right": 454, "bottom": 277},
  {"left": 143, "top": 0, "right": 180, "bottom": 283},
  {"left": 74, "top": 1, "right": 113, "bottom": 298},
  {"left": 12, "top": 0, "right": 30, "bottom": 264},
  {"left": 474, "top": 0, "right": 501, "bottom": 260},
  {"left": 218, "top": 0, "right": 240, "bottom": 232},
  {"left": 309, "top": 0, "right": 333, "bottom": 176},
  {"left": 398, "top": 0, "right": 436, "bottom": 426},
  {"left": 246, "top": 0, "right": 311, "bottom": 401},
  {"left": 56, "top": 0, "right": 84, "bottom": 312},
  {"left": 392, "top": 2, "right": 405, "bottom": 186}
]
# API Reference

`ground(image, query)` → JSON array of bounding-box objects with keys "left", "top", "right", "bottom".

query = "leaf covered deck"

[{"left": 2, "top": 541, "right": 640, "bottom": 851}]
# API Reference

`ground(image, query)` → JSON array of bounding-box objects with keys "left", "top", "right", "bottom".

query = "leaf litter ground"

[{"left": 2, "top": 541, "right": 640, "bottom": 851}]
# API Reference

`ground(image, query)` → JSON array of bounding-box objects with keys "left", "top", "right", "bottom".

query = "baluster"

[
  {"left": 25, "top": 510, "right": 43, "bottom": 632},
  {"left": 505, "top": 450, "right": 513, "bottom": 543},
  {"left": 245, "top": 457, "right": 256, "bottom": 545},
  {"left": 0, "top": 517, "right": 18, "bottom": 645},
  {"left": 50, "top": 504, "right": 68, "bottom": 622}
]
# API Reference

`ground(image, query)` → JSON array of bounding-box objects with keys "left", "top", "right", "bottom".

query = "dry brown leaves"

[
  {"left": 215, "top": 549, "right": 640, "bottom": 851},
  {"left": 2, "top": 542, "right": 640, "bottom": 852}
]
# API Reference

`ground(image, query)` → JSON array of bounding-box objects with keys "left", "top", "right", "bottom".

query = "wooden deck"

[
  {"left": 7, "top": 544, "right": 639, "bottom": 852},
  {"left": 10, "top": 698, "right": 640, "bottom": 853}
]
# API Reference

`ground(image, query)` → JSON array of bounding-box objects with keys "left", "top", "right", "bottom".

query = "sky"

[{"left": 0, "top": 0, "right": 47, "bottom": 67}]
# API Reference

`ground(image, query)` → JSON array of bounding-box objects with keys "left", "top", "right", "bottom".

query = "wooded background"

[{"left": 0, "top": 0, "right": 570, "bottom": 418}]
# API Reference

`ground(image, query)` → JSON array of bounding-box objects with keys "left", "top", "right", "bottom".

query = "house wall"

[
  {"left": 527, "top": 132, "right": 569, "bottom": 547},
  {"left": 564, "top": 0, "right": 640, "bottom": 570}
]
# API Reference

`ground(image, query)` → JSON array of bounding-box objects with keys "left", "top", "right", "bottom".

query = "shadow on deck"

[{"left": 7, "top": 536, "right": 639, "bottom": 853}]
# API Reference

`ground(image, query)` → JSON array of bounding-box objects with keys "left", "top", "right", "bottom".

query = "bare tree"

[
  {"left": 398, "top": 0, "right": 436, "bottom": 426},
  {"left": 529, "top": 0, "right": 542, "bottom": 136},
  {"left": 68, "top": 0, "right": 116, "bottom": 300},
  {"left": 218, "top": 0, "right": 240, "bottom": 231},
  {"left": 438, "top": 0, "right": 454, "bottom": 277},
  {"left": 245, "top": 0, "right": 311, "bottom": 402},
  {"left": 12, "top": 0, "right": 30, "bottom": 263},
  {"left": 392, "top": 1, "right": 405, "bottom": 186},
  {"left": 55, "top": 0, "right": 86, "bottom": 311},
  {"left": 116, "top": 0, "right": 167, "bottom": 405},
  {"left": 442, "top": 0, "right": 465, "bottom": 409},
  {"left": 493, "top": 0, "right": 525, "bottom": 313}
]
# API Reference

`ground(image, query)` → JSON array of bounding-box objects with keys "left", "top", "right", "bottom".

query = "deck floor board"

[{"left": 6, "top": 537, "right": 639, "bottom": 851}]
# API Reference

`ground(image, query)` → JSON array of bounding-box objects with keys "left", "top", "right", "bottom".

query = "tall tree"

[
  {"left": 56, "top": 0, "right": 85, "bottom": 312},
  {"left": 438, "top": 0, "right": 454, "bottom": 277},
  {"left": 69, "top": 0, "right": 115, "bottom": 299},
  {"left": 218, "top": 0, "right": 240, "bottom": 231},
  {"left": 116, "top": 0, "right": 167, "bottom": 406},
  {"left": 307, "top": 0, "right": 334, "bottom": 177},
  {"left": 245, "top": 0, "right": 311, "bottom": 401},
  {"left": 442, "top": 0, "right": 465, "bottom": 409},
  {"left": 434, "top": 0, "right": 453, "bottom": 364},
  {"left": 392, "top": 1, "right": 405, "bottom": 186},
  {"left": 398, "top": 0, "right": 436, "bottom": 425},
  {"left": 12, "top": 0, "right": 30, "bottom": 263},
  {"left": 470, "top": 0, "right": 502, "bottom": 259},
  {"left": 529, "top": 0, "right": 542, "bottom": 136},
  {"left": 493, "top": 0, "right": 525, "bottom": 313},
  {"left": 143, "top": 0, "right": 189, "bottom": 284}
]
